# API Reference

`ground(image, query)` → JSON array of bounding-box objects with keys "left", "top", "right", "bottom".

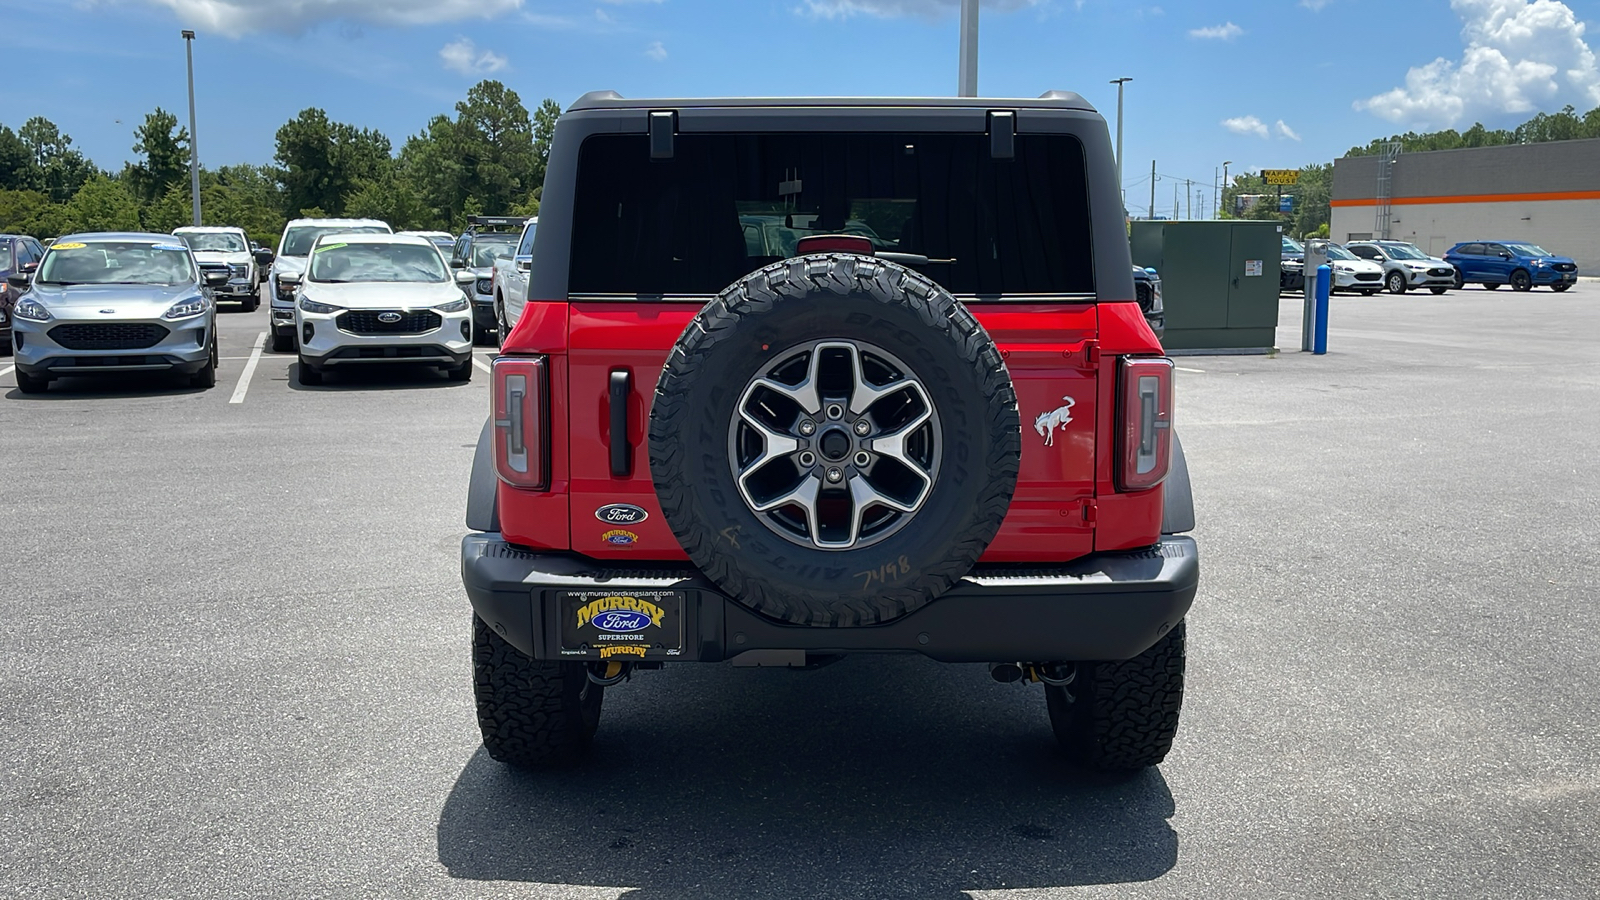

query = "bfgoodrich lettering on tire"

[{"left": 648, "top": 253, "right": 1021, "bottom": 627}]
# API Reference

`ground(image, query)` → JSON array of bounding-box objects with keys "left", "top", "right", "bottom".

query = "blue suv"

[{"left": 1444, "top": 241, "right": 1578, "bottom": 292}]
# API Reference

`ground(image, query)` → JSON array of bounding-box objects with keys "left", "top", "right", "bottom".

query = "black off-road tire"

[
  {"left": 15, "top": 370, "right": 47, "bottom": 393},
  {"left": 473, "top": 616, "right": 603, "bottom": 767},
  {"left": 649, "top": 253, "right": 1020, "bottom": 627},
  {"left": 1510, "top": 269, "right": 1532, "bottom": 292},
  {"left": 1046, "top": 621, "right": 1186, "bottom": 772},
  {"left": 1385, "top": 271, "right": 1407, "bottom": 294},
  {"left": 271, "top": 327, "right": 294, "bottom": 353}
]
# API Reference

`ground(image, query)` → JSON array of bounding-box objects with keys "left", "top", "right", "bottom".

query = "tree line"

[
  {"left": 1221, "top": 101, "right": 1600, "bottom": 238},
  {"left": 0, "top": 80, "right": 559, "bottom": 248}
]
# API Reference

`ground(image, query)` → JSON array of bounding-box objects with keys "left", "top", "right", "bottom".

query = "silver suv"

[{"left": 1345, "top": 240, "right": 1456, "bottom": 295}]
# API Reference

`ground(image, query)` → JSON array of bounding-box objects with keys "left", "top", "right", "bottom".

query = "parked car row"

[{"left": 1279, "top": 236, "right": 1579, "bottom": 296}]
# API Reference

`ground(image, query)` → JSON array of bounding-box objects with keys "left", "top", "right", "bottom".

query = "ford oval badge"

[
  {"left": 596, "top": 504, "right": 648, "bottom": 525},
  {"left": 594, "top": 611, "right": 653, "bottom": 633},
  {"left": 377, "top": 311, "right": 403, "bottom": 324}
]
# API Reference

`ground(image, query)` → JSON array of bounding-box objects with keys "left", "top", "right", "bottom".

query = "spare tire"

[{"left": 649, "top": 253, "right": 1020, "bottom": 627}]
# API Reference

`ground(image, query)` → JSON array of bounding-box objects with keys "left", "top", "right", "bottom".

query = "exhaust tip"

[{"left": 989, "top": 662, "right": 1024, "bottom": 684}]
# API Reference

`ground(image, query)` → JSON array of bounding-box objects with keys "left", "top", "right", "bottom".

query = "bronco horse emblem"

[{"left": 1033, "top": 397, "right": 1075, "bottom": 447}]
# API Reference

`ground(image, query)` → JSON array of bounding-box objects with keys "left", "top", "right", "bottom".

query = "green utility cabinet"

[{"left": 1130, "top": 220, "right": 1281, "bottom": 352}]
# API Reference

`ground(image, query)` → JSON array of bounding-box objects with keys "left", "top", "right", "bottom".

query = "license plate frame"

[{"left": 557, "top": 589, "right": 685, "bottom": 660}]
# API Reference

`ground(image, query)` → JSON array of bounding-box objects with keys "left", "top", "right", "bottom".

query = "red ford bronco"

[{"left": 461, "top": 91, "right": 1198, "bottom": 772}]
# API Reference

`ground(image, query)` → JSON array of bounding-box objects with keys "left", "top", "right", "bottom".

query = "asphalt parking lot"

[{"left": 3, "top": 283, "right": 1598, "bottom": 899}]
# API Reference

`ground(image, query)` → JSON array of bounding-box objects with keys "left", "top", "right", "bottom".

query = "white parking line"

[
  {"left": 0, "top": 365, "right": 13, "bottom": 380},
  {"left": 1175, "top": 366, "right": 1206, "bottom": 374},
  {"left": 229, "top": 332, "right": 267, "bottom": 405},
  {"left": 473, "top": 356, "right": 493, "bottom": 375}
]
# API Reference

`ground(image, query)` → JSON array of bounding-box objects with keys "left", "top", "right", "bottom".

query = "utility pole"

[
  {"left": 1148, "top": 160, "right": 1156, "bottom": 219},
  {"left": 1109, "top": 77, "right": 1132, "bottom": 194},
  {"left": 182, "top": 29, "right": 201, "bottom": 226},
  {"left": 958, "top": 0, "right": 978, "bottom": 97},
  {"left": 1185, "top": 179, "right": 1193, "bottom": 219},
  {"left": 1213, "top": 167, "right": 1219, "bottom": 219},
  {"left": 1173, "top": 183, "right": 1179, "bottom": 220}
]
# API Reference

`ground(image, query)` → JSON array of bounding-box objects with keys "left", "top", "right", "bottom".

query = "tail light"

[
  {"left": 1116, "top": 357, "right": 1173, "bottom": 491},
  {"left": 493, "top": 356, "right": 548, "bottom": 489}
]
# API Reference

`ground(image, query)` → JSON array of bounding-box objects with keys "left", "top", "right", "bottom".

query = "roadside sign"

[
  {"left": 1279, "top": 195, "right": 1295, "bottom": 212},
  {"left": 1262, "top": 169, "right": 1299, "bottom": 186},
  {"left": 1244, "top": 259, "right": 1263, "bottom": 277}
]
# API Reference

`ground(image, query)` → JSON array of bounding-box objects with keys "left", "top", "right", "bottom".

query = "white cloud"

[
  {"left": 645, "top": 40, "right": 667, "bottom": 61},
  {"left": 1275, "top": 119, "right": 1302, "bottom": 140},
  {"left": 1356, "top": 0, "right": 1600, "bottom": 128},
  {"left": 1222, "top": 115, "right": 1269, "bottom": 138},
  {"left": 439, "top": 36, "right": 508, "bottom": 74},
  {"left": 800, "top": 0, "right": 1041, "bottom": 20},
  {"left": 135, "top": 0, "right": 523, "bottom": 37},
  {"left": 1300, "top": 0, "right": 1332, "bottom": 10},
  {"left": 1188, "top": 21, "right": 1242, "bottom": 40}
]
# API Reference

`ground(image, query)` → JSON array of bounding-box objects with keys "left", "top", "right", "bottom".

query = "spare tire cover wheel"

[{"left": 649, "top": 254, "right": 1021, "bottom": 627}]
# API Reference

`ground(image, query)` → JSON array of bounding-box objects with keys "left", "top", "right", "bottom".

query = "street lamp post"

[
  {"left": 1221, "top": 160, "right": 1232, "bottom": 218},
  {"left": 958, "top": 0, "right": 978, "bottom": 97},
  {"left": 1109, "top": 77, "right": 1131, "bottom": 196},
  {"left": 182, "top": 30, "right": 201, "bottom": 226}
]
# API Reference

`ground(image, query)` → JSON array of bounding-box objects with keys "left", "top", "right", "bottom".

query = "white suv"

[
  {"left": 269, "top": 217, "right": 391, "bottom": 352},
  {"left": 1345, "top": 240, "right": 1457, "bottom": 295},
  {"left": 292, "top": 233, "right": 476, "bottom": 385}
]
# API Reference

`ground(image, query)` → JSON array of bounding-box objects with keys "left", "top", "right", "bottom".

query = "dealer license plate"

[{"left": 558, "top": 589, "right": 684, "bottom": 660}]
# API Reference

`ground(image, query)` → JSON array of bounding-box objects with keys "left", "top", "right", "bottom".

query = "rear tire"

[
  {"left": 1046, "top": 621, "right": 1186, "bottom": 772},
  {"left": 297, "top": 359, "right": 323, "bottom": 386},
  {"left": 15, "top": 370, "right": 47, "bottom": 393},
  {"left": 1484, "top": 283, "right": 1500, "bottom": 290},
  {"left": 1510, "top": 269, "right": 1532, "bottom": 292},
  {"left": 1429, "top": 287, "right": 1447, "bottom": 295},
  {"left": 473, "top": 616, "right": 603, "bottom": 767},
  {"left": 271, "top": 328, "right": 294, "bottom": 353}
]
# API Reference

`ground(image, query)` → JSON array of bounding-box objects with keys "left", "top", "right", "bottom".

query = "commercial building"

[{"left": 1330, "top": 138, "right": 1600, "bottom": 272}]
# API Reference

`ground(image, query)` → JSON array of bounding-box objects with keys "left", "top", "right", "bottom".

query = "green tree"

[
  {"left": 63, "top": 175, "right": 141, "bottom": 232},
  {"left": 0, "top": 126, "right": 42, "bottom": 192},
  {"left": 453, "top": 80, "right": 537, "bottom": 215},
  {"left": 0, "top": 189, "right": 68, "bottom": 238},
  {"left": 344, "top": 168, "right": 432, "bottom": 230},
  {"left": 274, "top": 108, "right": 393, "bottom": 216},
  {"left": 19, "top": 117, "right": 95, "bottom": 202},
  {"left": 398, "top": 115, "right": 468, "bottom": 227},
  {"left": 531, "top": 98, "right": 562, "bottom": 188},
  {"left": 126, "top": 108, "right": 190, "bottom": 204}
]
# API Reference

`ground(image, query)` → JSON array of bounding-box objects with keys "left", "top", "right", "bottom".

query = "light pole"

[
  {"left": 958, "top": 0, "right": 978, "bottom": 97},
  {"left": 1221, "top": 160, "right": 1232, "bottom": 218},
  {"left": 182, "top": 29, "right": 201, "bottom": 226},
  {"left": 1109, "top": 77, "right": 1131, "bottom": 195}
]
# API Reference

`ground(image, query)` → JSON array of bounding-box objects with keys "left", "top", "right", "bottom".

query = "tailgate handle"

[{"left": 609, "top": 369, "right": 632, "bottom": 477}]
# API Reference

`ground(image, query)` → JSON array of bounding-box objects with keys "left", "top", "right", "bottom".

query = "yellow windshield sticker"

[
  {"left": 51, "top": 242, "right": 87, "bottom": 250},
  {"left": 315, "top": 242, "right": 347, "bottom": 253}
]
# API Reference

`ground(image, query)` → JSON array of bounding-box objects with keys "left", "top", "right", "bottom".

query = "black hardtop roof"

[{"left": 569, "top": 90, "right": 1096, "bottom": 113}]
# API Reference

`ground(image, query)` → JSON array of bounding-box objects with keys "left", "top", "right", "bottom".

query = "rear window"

[{"left": 569, "top": 133, "right": 1095, "bottom": 297}]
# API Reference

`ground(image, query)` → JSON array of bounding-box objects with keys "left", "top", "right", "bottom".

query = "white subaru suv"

[
  {"left": 270, "top": 217, "right": 391, "bottom": 352},
  {"left": 292, "top": 232, "right": 476, "bottom": 385}
]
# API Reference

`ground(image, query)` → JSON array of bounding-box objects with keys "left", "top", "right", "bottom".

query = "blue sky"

[{"left": 6, "top": 0, "right": 1599, "bottom": 217}]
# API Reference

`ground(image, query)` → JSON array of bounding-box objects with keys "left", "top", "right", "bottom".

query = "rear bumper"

[{"left": 461, "top": 534, "right": 1199, "bottom": 664}]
